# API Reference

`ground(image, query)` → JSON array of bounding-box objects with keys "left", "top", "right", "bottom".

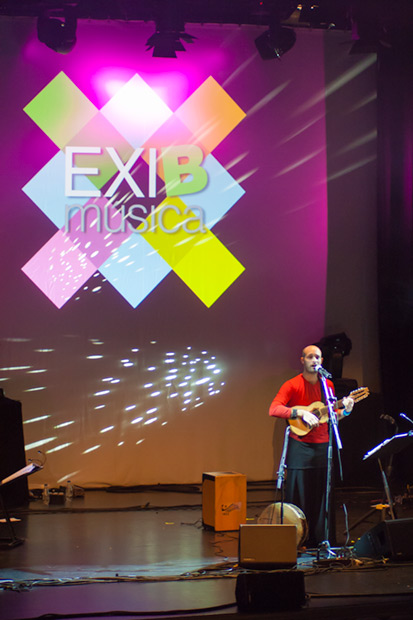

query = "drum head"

[{"left": 257, "top": 502, "right": 308, "bottom": 547}]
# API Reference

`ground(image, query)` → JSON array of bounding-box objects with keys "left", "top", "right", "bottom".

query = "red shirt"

[{"left": 269, "top": 373, "right": 335, "bottom": 443}]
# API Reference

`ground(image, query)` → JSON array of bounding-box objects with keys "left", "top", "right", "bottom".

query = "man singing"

[{"left": 269, "top": 345, "right": 353, "bottom": 547}]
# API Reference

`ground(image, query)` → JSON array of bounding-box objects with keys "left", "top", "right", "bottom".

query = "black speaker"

[
  {"left": 0, "top": 392, "right": 29, "bottom": 507},
  {"left": 354, "top": 518, "right": 413, "bottom": 560},
  {"left": 235, "top": 571, "right": 306, "bottom": 612}
]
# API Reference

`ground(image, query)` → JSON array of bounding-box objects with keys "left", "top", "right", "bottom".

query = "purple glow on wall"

[{"left": 0, "top": 17, "right": 329, "bottom": 485}]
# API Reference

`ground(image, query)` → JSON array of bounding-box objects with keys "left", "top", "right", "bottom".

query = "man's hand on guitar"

[
  {"left": 341, "top": 396, "right": 354, "bottom": 416},
  {"left": 296, "top": 409, "right": 320, "bottom": 429},
  {"left": 286, "top": 389, "right": 369, "bottom": 436}
]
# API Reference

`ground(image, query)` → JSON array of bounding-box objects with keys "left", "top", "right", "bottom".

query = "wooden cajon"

[{"left": 202, "top": 471, "right": 247, "bottom": 531}]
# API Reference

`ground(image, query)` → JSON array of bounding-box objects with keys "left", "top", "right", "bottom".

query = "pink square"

[
  {"left": 65, "top": 197, "right": 132, "bottom": 269},
  {"left": 22, "top": 229, "right": 97, "bottom": 309}
]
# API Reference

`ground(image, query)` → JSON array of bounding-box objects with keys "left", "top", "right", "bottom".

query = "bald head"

[
  {"left": 301, "top": 345, "right": 323, "bottom": 382},
  {"left": 301, "top": 345, "right": 322, "bottom": 359}
]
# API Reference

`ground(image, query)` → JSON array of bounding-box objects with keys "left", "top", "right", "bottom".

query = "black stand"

[
  {"left": 274, "top": 425, "right": 291, "bottom": 523},
  {"left": 317, "top": 368, "right": 343, "bottom": 558},
  {"left": 361, "top": 432, "right": 413, "bottom": 523},
  {"left": 0, "top": 463, "right": 41, "bottom": 549},
  {"left": 0, "top": 490, "right": 24, "bottom": 548}
]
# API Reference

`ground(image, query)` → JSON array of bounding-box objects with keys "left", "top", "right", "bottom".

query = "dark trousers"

[{"left": 285, "top": 467, "right": 334, "bottom": 547}]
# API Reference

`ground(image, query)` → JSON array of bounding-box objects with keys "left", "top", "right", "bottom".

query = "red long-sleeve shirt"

[{"left": 269, "top": 373, "right": 335, "bottom": 443}]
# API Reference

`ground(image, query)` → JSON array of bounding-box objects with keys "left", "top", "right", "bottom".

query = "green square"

[{"left": 24, "top": 71, "right": 98, "bottom": 149}]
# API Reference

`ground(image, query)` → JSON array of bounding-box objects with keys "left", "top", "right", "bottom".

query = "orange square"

[{"left": 175, "top": 77, "right": 246, "bottom": 153}]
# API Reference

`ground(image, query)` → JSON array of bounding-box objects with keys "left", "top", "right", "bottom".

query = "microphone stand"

[
  {"left": 317, "top": 366, "right": 343, "bottom": 559},
  {"left": 400, "top": 412, "right": 413, "bottom": 426},
  {"left": 275, "top": 425, "right": 291, "bottom": 524}
]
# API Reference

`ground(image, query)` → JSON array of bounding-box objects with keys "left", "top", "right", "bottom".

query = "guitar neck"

[
  {"left": 317, "top": 398, "right": 344, "bottom": 419},
  {"left": 289, "top": 388, "right": 369, "bottom": 437}
]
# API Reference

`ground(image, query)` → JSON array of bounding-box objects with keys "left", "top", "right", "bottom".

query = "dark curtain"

[
  {"left": 377, "top": 44, "right": 413, "bottom": 473},
  {"left": 377, "top": 46, "right": 413, "bottom": 414}
]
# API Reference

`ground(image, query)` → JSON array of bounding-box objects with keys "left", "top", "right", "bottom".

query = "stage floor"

[{"left": 1, "top": 483, "right": 413, "bottom": 620}]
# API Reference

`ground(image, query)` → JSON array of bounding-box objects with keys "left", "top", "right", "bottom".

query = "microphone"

[
  {"left": 400, "top": 412, "right": 413, "bottom": 426},
  {"left": 315, "top": 364, "right": 332, "bottom": 379}
]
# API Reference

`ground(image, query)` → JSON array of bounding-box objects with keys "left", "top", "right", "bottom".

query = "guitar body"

[
  {"left": 287, "top": 387, "right": 369, "bottom": 437},
  {"left": 288, "top": 402, "right": 327, "bottom": 436}
]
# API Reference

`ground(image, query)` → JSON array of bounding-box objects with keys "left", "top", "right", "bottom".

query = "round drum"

[{"left": 257, "top": 502, "right": 308, "bottom": 547}]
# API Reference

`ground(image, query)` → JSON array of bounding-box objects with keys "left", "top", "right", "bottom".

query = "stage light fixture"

[
  {"left": 299, "top": 2, "right": 322, "bottom": 26},
  {"left": 145, "top": 2, "right": 196, "bottom": 59},
  {"left": 37, "top": 6, "right": 77, "bottom": 54},
  {"left": 316, "top": 332, "right": 352, "bottom": 379},
  {"left": 145, "top": 29, "right": 196, "bottom": 58},
  {"left": 254, "top": 0, "right": 297, "bottom": 60},
  {"left": 255, "top": 23, "right": 296, "bottom": 60}
]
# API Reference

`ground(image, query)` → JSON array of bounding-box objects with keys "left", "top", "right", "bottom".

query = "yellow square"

[
  {"left": 140, "top": 197, "right": 244, "bottom": 307},
  {"left": 173, "top": 233, "right": 245, "bottom": 307},
  {"left": 140, "top": 197, "right": 202, "bottom": 265}
]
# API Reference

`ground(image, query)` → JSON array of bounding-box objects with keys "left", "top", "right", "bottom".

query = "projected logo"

[{"left": 22, "top": 72, "right": 246, "bottom": 309}]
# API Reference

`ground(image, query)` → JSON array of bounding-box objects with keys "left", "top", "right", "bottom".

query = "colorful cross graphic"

[{"left": 22, "top": 72, "right": 246, "bottom": 308}]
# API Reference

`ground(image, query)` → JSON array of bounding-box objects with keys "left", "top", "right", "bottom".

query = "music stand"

[
  {"left": 349, "top": 431, "right": 413, "bottom": 531},
  {"left": 363, "top": 431, "right": 413, "bottom": 461},
  {"left": 0, "top": 463, "right": 41, "bottom": 548}
]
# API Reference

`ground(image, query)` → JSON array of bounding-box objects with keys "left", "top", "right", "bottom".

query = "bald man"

[{"left": 269, "top": 345, "right": 353, "bottom": 547}]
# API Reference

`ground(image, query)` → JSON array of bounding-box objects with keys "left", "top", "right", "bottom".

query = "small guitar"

[{"left": 288, "top": 387, "right": 370, "bottom": 436}]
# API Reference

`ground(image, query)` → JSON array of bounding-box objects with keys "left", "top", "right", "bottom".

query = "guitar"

[{"left": 288, "top": 387, "right": 370, "bottom": 436}]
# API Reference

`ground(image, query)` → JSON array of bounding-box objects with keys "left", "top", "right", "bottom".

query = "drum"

[{"left": 257, "top": 502, "right": 308, "bottom": 547}]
